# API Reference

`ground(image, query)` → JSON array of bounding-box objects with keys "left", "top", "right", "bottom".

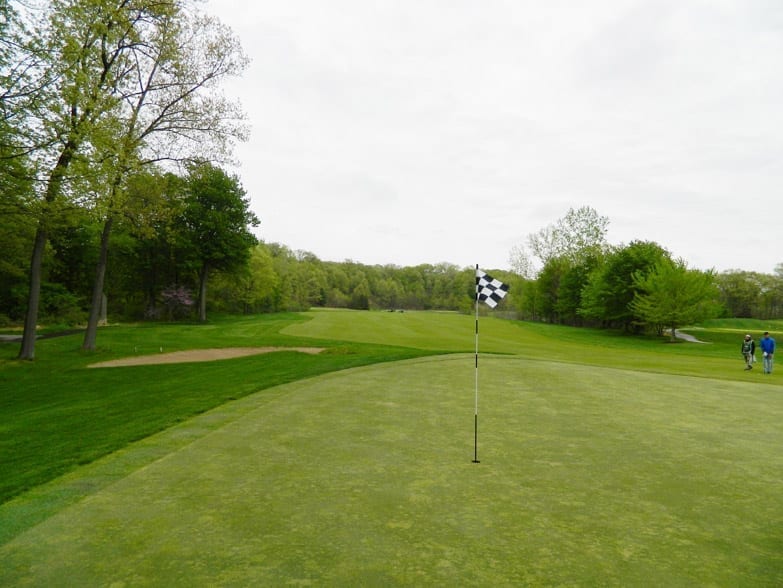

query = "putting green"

[{"left": 2, "top": 355, "right": 782, "bottom": 585}]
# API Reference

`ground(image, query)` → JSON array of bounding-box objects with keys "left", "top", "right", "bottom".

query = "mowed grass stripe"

[
  {"left": 1, "top": 355, "right": 782, "bottom": 586},
  {"left": 286, "top": 309, "right": 783, "bottom": 382}
]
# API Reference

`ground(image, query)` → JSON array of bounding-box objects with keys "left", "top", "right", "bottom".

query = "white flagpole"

[{"left": 473, "top": 264, "right": 480, "bottom": 463}]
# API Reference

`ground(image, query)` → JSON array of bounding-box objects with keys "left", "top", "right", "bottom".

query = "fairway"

[{"left": 2, "top": 347, "right": 783, "bottom": 585}]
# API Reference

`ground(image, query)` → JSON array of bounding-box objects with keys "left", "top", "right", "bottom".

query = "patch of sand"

[{"left": 87, "top": 347, "right": 324, "bottom": 368}]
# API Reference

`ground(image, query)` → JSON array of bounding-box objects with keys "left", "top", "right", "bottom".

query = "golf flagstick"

[
  {"left": 473, "top": 264, "right": 480, "bottom": 463},
  {"left": 472, "top": 266, "right": 509, "bottom": 464}
]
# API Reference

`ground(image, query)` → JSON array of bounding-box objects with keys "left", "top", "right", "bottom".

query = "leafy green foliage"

[
  {"left": 534, "top": 256, "right": 567, "bottom": 321},
  {"left": 554, "top": 253, "right": 601, "bottom": 325},
  {"left": 715, "top": 270, "right": 783, "bottom": 319},
  {"left": 6, "top": 0, "right": 250, "bottom": 358},
  {"left": 525, "top": 205, "right": 610, "bottom": 267},
  {"left": 631, "top": 259, "right": 721, "bottom": 337},
  {"left": 181, "top": 163, "right": 258, "bottom": 265},
  {"left": 579, "top": 240, "right": 670, "bottom": 329},
  {"left": 180, "top": 162, "right": 258, "bottom": 320}
]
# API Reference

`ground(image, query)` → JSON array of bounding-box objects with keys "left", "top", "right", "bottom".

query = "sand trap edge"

[{"left": 87, "top": 347, "right": 325, "bottom": 368}]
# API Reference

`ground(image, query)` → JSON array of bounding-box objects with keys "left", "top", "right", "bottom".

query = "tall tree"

[
  {"left": 180, "top": 163, "right": 258, "bottom": 322},
  {"left": 14, "top": 0, "right": 162, "bottom": 359},
  {"left": 81, "top": 1, "right": 248, "bottom": 350},
  {"left": 630, "top": 259, "right": 720, "bottom": 339}
]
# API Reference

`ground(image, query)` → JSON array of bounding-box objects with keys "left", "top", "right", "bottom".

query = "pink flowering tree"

[{"left": 160, "top": 285, "right": 195, "bottom": 320}]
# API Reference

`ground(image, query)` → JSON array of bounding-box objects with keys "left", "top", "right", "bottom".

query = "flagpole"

[
  {"left": 472, "top": 267, "right": 508, "bottom": 465},
  {"left": 473, "top": 263, "right": 480, "bottom": 463}
]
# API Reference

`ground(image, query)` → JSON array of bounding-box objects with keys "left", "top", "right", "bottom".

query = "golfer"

[
  {"left": 741, "top": 334, "right": 755, "bottom": 370},
  {"left": 760, "top": 331, "right": 776, "bottom": 374}
]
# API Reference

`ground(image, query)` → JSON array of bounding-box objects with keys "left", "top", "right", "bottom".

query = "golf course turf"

[{"left": 1, "top": 310, "right": 782, "bottom": 585}]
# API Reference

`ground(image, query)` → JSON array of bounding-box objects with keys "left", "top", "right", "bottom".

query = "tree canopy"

[
  {"left": 3, "top": 0, "right": 248, "bottom": 357},
  {"left": 630, "top": 259, "right": 720, "bottom": 339},
  {"left": 180, "top": 163, "right": 258, "bottom": 321},
  {"left": 525, "top": 206, "right": 610, "bottom": 269}
]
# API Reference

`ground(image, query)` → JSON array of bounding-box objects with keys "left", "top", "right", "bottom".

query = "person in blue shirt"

[{"left": 760, "top": 331, "right": 776, "bottom": 374}]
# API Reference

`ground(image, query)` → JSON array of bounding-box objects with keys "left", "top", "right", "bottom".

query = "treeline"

[
  {"left": 208, "top": 248, "right": 480, "bottom": 315},
  {"left": 0, "top": 222, "right": 481, "bottom": 323},
  {"left": 508, "top": 241, "right": 783, "bottom": 332},
  {"left": 213, "top": 244, "right": 783, "bottom": 325},
  {"left": 714, "top": 270, "right": 783, "bottom": 319},
  {"left": 1, "top": 164, "right": 258, "bottom": 325},
  {"left": 4, "top": 202, "right": 783, "bottom": 333},
  {"left": 506, "top": 207, "right": 783, "bottom": 333}
]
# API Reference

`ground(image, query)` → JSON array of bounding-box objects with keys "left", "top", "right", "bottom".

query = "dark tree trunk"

[
  {"left": 18, "top": 227, "right": 47, "bottom": 360},
  {"left": 83, "top": 215, "right": 114, "bottom": 351},
  {"left": 18, "top": 144, "right": 76, "bottom": 360}
]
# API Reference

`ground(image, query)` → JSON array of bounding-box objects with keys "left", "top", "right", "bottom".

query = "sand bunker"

[{"left": 88, "top": 347, "right": 324, "bottom": 368}]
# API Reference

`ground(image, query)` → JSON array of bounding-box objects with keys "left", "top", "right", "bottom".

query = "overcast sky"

[{"left": 203, "top": 0, "right": 783, "bottom": 274}]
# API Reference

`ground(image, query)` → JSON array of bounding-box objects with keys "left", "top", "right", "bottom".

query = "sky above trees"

[{"left": 204, "top": 0, "right": 783, "bottom": 274}]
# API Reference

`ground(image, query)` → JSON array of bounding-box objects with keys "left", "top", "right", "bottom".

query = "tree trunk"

[
  {"left": 83, "top": 216, "right": 114, "bottom": 351},
  {"left": 198, "top": 262, "right": 209, "bottom": 322},
  {"left": 18, "top": 227, "right": 47, "bottom": 360},
  {"left": 18, "top": 144, "right": 77, "bottom": 360}
]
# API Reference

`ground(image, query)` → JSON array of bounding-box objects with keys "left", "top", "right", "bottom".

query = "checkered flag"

[{"left": 476, "top": 269, "right": 509, "bottom": 308}]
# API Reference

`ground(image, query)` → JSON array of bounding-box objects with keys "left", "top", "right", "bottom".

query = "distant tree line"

[
  {"left": 207, "top": 248, "right": 477, "bottom": 314},
  {"left": 0, "top": 214, "right": 476, "bottom": 323},
  {"left": 511, "top": 257, "right": 783, "bottom": 331},
  {"left": 3, "top": 198, "right": 783, "bottom": 342},
  {"left": 507, "top": 207, "right": 783, "bottom": 333}
]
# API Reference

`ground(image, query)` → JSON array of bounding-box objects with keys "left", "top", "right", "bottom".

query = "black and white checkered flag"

[{"left": 476, "top": 269, "right": 509, "bottom": 308}]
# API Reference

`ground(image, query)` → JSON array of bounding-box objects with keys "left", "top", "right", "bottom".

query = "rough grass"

[{"left": 1, "top": 310, "right": 782, "bottom": 585}]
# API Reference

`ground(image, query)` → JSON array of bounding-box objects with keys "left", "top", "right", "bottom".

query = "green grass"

[
  {"left": 1, "top": 310, "right": 783, "bottom": 585},
  {"left": 0, "top": 313, "right": 439, "bottom": 504},
  {"left": 286, "top": 309, "right": 778, "bottom": 381}
]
